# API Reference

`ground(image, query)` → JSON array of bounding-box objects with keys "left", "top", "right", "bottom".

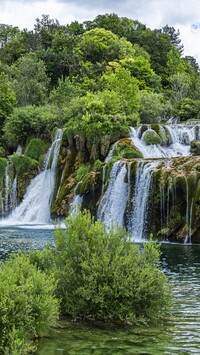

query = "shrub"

[
  {"left": 25, "top": 138, "right": 48, "bottom": 161},
  {"left": 3, "top": 105, "right": 65, "bottom": 148},
  {"left": 0, "top": 253, "right": 59, "bottom": 354},
  {"left": 53, "top": 210, "right": 172, "bottom": 323}
]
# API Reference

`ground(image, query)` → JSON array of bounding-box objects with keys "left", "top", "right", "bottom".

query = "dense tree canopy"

[{"left": 0, "top": 12, "right": 199, "bottom": 149}]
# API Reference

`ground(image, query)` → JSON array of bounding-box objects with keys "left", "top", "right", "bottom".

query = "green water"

[
  {"left": 36, "top": 243, "right": 200, "bottom": 355},
  {"left": 0, "top": 228, "right": 199, "bottom": 354}
]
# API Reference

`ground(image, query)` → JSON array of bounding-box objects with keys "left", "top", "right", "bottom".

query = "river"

[{"left": 0, "top": 227, "right": 199, "bottom": 354}]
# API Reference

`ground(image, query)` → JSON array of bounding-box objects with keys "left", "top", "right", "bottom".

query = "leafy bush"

[
  {"left": 53, "top": 210, "right": 172, "bottom": 323},
  {"left": 3, "top": 104, "right": 65, "bottom": 147},
  {"left": 25, "top": 138, "right": 48, "bottom": 162},
  {"left": 10, "top": 154, "right": 38, "bottom": 175},
  {"left": 0, "top": 253, "right": 59, "bottom": 354}
]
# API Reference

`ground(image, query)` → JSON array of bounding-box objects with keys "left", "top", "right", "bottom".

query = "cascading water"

[
  {"left": 2, "top": 129, "right": 63, "bottom": 225},
  {"left": 128, "top": 160, "right": 159, "bottom": 240},
  {"left": 130, "top": 122, "right": 200, "bottom": 159},
  {"left": 97, "top": 161, "right": 128, "bottom": 228},
  {"left": 98, "top": 122, "right": 200, "bottom": 241}
]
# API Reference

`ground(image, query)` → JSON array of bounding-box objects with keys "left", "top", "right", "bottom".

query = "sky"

[{"left": 0, "top": 0, "right": 200, "bottom": 63}]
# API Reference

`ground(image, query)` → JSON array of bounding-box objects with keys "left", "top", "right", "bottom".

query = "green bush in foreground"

[
  {"left": 51, "top": 210, "right": 172, "bottom": 323},
  {"left": 0, "top": 253, "right": 59, "bottom": 354}
]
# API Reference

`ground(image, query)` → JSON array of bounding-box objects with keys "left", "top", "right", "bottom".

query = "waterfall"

[
  {"left": 130, "top": 122, "right": 199, "bottom": 159},
  {"left": 10, "top": 176, "right": 17, "bottom": 211},
  {"left": 70, "top": 183, "right": 83, "bottom": 213},
  {"left": 4, "top": 162, "right": 11, "bottom": 216},
  {"left": 97, "top": 161, "right": 128, "bottom": 228},
  {"left": 128, "top": 160, "right": 159, "bottom": 240},
  {"left": 2, "top": 129, "right": 63, "bottom": 225}
]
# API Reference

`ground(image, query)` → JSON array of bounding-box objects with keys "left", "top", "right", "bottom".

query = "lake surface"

[{"left": 0, "top": 227, "right": 200, "bottom": 354}]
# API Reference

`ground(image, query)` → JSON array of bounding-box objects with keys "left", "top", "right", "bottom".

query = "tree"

[
  {"left": 101, "top": 66, "right": 139, "bottom": 116},
  {"left": 0, "top": 72, "right": 16, "bottom": 130},
  {"left": 139, "top": 91, "right": 168, "bottom": 123},
  {"left": 162, "top": 25, "right": 184, "bottom": 54},
  {"left": 11, "top": 53, "right": 49, "bottom": 106},
  {"left": 139, "top": 29, "right": 172, "bottom": 76}
]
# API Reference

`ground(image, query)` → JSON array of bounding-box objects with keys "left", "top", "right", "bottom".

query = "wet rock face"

[
  {"left": 191, "top": 140, "right": 200, "bottom": 155},
  {"left": 147, "top": 156, "right": 200, "bottom": 243},
  {"left": 51, "top": 123, "right": 200, "bottom": 243}
]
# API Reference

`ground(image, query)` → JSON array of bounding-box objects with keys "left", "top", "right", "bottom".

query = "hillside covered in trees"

[{"left": 0, "top": 13, "right": 199, "bottom": 151}]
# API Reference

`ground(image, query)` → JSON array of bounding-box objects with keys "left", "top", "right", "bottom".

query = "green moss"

[
  {"left": 139, "top": 124, "right": 148, "bottom": 138},
  {"left": 25, "top": 138, "right": 48, "bottom": 162},
  {"left": 10, "top": 154, "right": 38, "bottom": 176},
  {"left": 151, "top": 124, "right": 160, "bottom": 134},
  {"left": 76, "top": 164, "right": 91, "bottom": 182},
  {"left": 121, "top": 147, "right": 143, "bottom": 159},
  {"left": 0, "top": 158, "right": 7, "bottom": 176},
  {"left": 190, "top": 140, "right": 200, "bottom": 155},
  {"left": 143, "top": 130, "right": 162, "bottom": 145},
  {"left": 113, "top": 138, "right": 143, "bottom": 159},
  {"left": 93, "top": 159, "right": 103, "bottom": 172}
]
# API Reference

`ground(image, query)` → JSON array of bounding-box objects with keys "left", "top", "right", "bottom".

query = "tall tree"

[
  {"left": 162, "top": 25, "right": 184, "bottom": 54},
  {"left": 11, "top": 53, "right": 49, "bottom": 106},
  {"left": 0, "top": 72, "right": 16, "bottom": 130}
]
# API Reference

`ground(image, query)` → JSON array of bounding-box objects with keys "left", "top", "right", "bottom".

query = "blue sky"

[{"left": 0, "top": 0, "right": 200, "bottom": 63}]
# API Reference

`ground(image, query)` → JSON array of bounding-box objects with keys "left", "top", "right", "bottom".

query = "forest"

[
  {"left": 0, "top": 13, "right": 199, "bottom": 152},
  {"left": 0, "top": 13, "right": 200, "bottom": 353}
]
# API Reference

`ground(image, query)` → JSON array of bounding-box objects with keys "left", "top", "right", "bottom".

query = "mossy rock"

[
  {"left": 138, "top": 124, "right": 148, "bottom": 138},
  {"left": 76, "top": 164, "right": 91, "bottom": 182},
  {"left": 121, "top": 147, "right": 143, "bottom": 159},
  {"left": 143, "top": 129, "right": 162, "bottom": 145},
  {"left": 113, "top": 138, "right": 143, "bottom": 159},
  {"left": 190, "top": 140, "right": 200, "bottom": 155},
  {"left": 151, "top": 123, "right": 160, "bottom": 134},
  {"left": 0, "top": 157, "right": 7, "bottom": 176},
  {"left": 10, "top": 154, "right": 39, "bottom": 176},
  {"left": 25, "top": 138, "right": 48, "bottom": 162}
]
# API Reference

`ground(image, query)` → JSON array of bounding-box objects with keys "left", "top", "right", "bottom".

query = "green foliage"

[
  {"left": 76, "top": 164, "right": 91, "bottom": 182},
  {"left": 25, "top": 138, "right": 48, "bottom": 162},
  {"left": 10, "top": 154, "right": 38, "bottom": 175},
  {"left": 49, "top": 76, "right": 80, "bottom": 107},
  {"left": 176, "top": 98, "right": 200, "bottom": 121},
  {"left": 76, "top": 27, "right": 135, "bottom": 66},
  {"left": 3, "top": 104, "right": 65, "bottom": 147},
  {"left": 139, "top": 92, "right": 167, "bottom": 123},
  {"left": 10, "top": 52, "right": 49, "bottom": 106},
  {"left": 113, "top": 139, "right": 143, "bottom": 159},
  {"left": 0, "top": 157, "right": 7, "bottom": 175},
  {"left": 0, "top": 253, "right": 59, "bottom": 354},
  {"left": 101, "top": 66, "right": 139, "bottom": 116},
  {"left": 0, "top": 72, "right": 16, "bottom": 129},
  {"left": 53, "top": 210, "right": 172, "bottom": 323}
]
